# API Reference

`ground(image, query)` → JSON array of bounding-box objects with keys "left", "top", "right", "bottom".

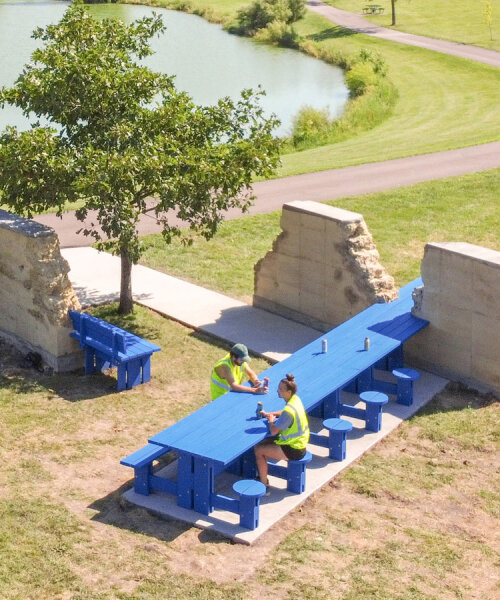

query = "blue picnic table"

[{"left": 123, "top": 278, "right": 428, "bottom": 527}]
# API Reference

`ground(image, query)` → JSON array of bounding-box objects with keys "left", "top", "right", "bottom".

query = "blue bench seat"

[
  {"left": 121, "top": 443, "right": 173, "bottom": 495},
  {"left": 69, "top": 310, "right": 161, "bottom": 391}
]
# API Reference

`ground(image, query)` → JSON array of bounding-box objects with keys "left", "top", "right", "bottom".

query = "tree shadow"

[{"left": 306, "top": 26, "right": 356, "bottom": 42}]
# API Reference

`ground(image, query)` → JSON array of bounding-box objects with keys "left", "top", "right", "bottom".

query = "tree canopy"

[{"left": 0, "top": 2, "right": 281, "bottom": 313}]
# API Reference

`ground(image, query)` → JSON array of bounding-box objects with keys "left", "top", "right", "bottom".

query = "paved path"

[
  {"left": 36, "top": 141, "right": 500, "bottom": 247},
  {"left": 307, "top": 1, "right": 500, "bottom": 68},
  {"left": 62, "top": 247, "right": 323, "bottom": 362}
]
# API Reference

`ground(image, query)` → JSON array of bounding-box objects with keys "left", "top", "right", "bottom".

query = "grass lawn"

[
  {"left": 325, "top": 0, "right": 500, "bottom": 52},
  {"left": 147, "top": 1, "right": 500, "bottom": 177},
  {"left": 139, "top": 168, "right": 500, "bottom": 298},
  {"left": 0, "top": 307, "right": 498, "bottom": 599}
]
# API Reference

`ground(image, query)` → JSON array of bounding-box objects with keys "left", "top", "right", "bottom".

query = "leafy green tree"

[{"left": 0, "top": 2, "right": 280, "bottom": 313}]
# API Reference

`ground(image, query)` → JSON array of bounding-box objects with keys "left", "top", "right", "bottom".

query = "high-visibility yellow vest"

[
  {"left": 210, "top": 353, "right": 246, "bottom": 400},
  {"left": 275, "top": 394, "right": 310, "bottom": 450}
]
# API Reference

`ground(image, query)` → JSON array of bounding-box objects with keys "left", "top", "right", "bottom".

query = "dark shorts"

[{"left": 279, "top": 444, "right": 307, "bottom": 461}]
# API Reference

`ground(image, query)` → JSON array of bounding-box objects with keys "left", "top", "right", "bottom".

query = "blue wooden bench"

[
  {"left": 68, "top": 310, "right": 161, "bottom": 392},
  {"left": 121, "top": 443, "right": 173, "bottom": 495}
]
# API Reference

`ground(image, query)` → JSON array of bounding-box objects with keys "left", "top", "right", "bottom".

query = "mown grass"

[
  {"left": 141, "top": 0, "right": 500, "bottom": 177},
  {"left": 139, "top": 168, "right": 500, "bottom": 297},
  {"left": 326, "top": 0, "right": 500, "bottom": 52},
  {"left": 1, "top": 305, "right": 498, "bottom": 599}
]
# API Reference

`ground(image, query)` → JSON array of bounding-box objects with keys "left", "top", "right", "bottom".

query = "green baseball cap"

[{"left": 231, "top": 343, "right": 250, "bottom": 362}]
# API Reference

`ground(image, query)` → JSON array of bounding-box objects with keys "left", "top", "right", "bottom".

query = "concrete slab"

[
  {"left": 122, "top": 369, "right": 448, "bottom": 544},
  {"left": 62, "top": 247, "right": 322, "bottom": 362}
]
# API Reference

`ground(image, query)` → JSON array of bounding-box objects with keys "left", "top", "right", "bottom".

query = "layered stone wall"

[
  {"left": 0, "top": 209, "right": 82, "bottom": 371},
  {"left": 253, "top": 201, "right": 398, "bottom": 331},
  {"left": 407, "top": 242, "right": 500, "bottom": 394}
]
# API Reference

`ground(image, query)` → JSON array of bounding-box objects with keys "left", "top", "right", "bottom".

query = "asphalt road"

[{"left": 35, "top": 142, "right": 500, "bottom": 248}]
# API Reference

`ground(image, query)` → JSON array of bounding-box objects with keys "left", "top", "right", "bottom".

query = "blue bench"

[
  {"left": 121, "top": 443, "right": 173, "bottom": 495},
  {"left": 69, "top": 310, "right": 161, "bottom": 392}
]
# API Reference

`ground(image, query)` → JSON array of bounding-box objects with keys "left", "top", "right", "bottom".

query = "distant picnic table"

[{"left": 363, "top": 4, "right": 385, "bottom": 14}]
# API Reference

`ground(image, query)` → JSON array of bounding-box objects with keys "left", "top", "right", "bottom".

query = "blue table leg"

[
  {"left": 387, "top": 346, "right": 404, "bottom": 370},
  {"left": 242, "top": 449, "right": 258, "bottom": 478},
  {"left": 177, "top": 453, "right": 194, "bottom": 510},
  {"left": 357, "top": 367, "right": 373, "bottom": 393},
  {"left": 323, "top": 389, "right": 340, "bottom": 419},
  {"left": 193, "top": 457, "right": 214, "bottom": 515}
]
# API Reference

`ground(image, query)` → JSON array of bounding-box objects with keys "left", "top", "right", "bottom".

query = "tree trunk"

[
  {"left": 391, "top": 0, "right": 396, "bottom": 26},
  {"left": 119, "top": 247, "right": 134, "bottom": 314}
]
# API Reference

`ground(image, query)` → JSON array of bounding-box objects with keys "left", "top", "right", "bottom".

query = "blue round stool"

[
  {"left": 233, "top": 479, "right": 267, "bottom": 530},
  {"left": 360, "top": 391, "right": 389, "bottom": 432},
  {"left": 392, "top": 368, "right": 420, "bottom": 406},
  {"left": 323, "top": 418, "right": 353, "bottom": 461}
]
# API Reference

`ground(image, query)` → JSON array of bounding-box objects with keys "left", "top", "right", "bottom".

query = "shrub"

[
  {"left": 290, "top": 106, "right": 332, "bottom": 146},
  {"left": 236, "top": 0, "right": 306, "bottom": 35},
  {"left": 254, "top": 20, "right": 300, "bottom": 47},
  {"left": 345, "top": 62, "right": 378, "bottom": 97}
]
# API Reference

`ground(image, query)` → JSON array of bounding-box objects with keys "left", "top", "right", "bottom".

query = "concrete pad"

[
  {"left": 61, "top": 247, "right": 322, "bottom": 362},
  {"left": 122, "top": 369, "right": 448, "bottom": 544}
]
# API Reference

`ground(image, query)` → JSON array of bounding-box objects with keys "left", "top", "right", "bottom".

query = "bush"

[
  {"left": 345, "top": 62, "right": 378, "bottom": 97},
  {"left": 237, "top": 0, "right": 276, "bottom": 34},
  {"left": 290, "top": 106, "right": 332, "bottom": 147},
  {"left": 254, "top": 20, "right": 300, "bottom": 47},
  {"left": 236, "top": 0, "right": 306, "bottom": 35}
]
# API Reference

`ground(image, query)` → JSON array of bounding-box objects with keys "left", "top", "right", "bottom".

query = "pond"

[{"left": 0, "top": 0, "right": 348, "bottom": 137}]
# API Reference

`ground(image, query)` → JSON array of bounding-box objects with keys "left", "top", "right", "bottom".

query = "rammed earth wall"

[
  {"left": 407, "top": 242, "right": 500, "bottom": 394},
  {"left": 0, "top": 209, "right": 82, "bottom": 371},
  {"left": 253, "top": 201, "right": 398, "bottom": 331}
]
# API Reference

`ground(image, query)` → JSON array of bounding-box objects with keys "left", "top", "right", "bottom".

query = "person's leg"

[{"left": 254, "top": 441, "right": 287, "bottom": 485}]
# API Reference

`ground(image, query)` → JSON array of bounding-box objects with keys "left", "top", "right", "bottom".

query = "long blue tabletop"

[{"left": 149, "top": 278, "right": 427, "bottom": 467}]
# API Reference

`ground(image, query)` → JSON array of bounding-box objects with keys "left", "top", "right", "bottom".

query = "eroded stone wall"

[
  {"left": 0, "top": 209, "right": 82, "bottom": 371},
  {"left": 253, "top": 201, "right": 398, "bottom": 331},
  {"left": 406, "top": 242, "right": 500, "bottom": 394}
]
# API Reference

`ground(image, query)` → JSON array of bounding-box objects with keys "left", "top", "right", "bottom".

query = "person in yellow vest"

[
  {"left": 210, "top": 343, "right": 268, "bottom": 400},
  {"left": 254, "top": 373, "right": 310, "bottom": 489}
]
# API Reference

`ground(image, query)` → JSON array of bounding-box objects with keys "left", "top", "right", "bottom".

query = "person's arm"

[
  {"left": 215, "top": 364, "right": 267, "bottom": 394},
  {"left": 263, "top": 410, "right": 292, "bottom": 436},
  {"left": 244, "top": 363, "right": 262, "bottom": 388}
]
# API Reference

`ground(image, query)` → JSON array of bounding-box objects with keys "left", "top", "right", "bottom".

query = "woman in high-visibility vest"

[
  {"left": 254, "top": 373, "right": 310, "bottom": 492},
  {"left": 210, "top": 343, "right": 268, "bottom": 400}
]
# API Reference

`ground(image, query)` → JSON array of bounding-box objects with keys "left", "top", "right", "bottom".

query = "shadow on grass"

[
  {"left": 307, "top": 25, "right": 356, "bottom": 42},
  {"left": 39, "top": 370, "right": 118, "bottom": 402},
  {"left": 410, "top": 381, "right": 498, "bottom": 418},
  {"left": 88, "top": 479, "right": 231, "bottom": 545}
]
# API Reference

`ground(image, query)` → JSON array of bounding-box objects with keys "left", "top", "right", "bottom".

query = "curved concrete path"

[
  {"left": 36, "top": 141, "right": 500, "bottom": 248},
  {"left": 307, "top": 1, "right": 500, "bottom": 68}
]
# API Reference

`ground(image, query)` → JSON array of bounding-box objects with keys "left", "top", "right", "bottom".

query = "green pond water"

[{"left": 0, "top": 0, "right": 348, "bottom": 136}]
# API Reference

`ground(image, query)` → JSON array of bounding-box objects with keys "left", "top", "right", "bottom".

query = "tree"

[
  {"left": 391, "top": 0, "right": 397, "bottom": 26},
  {"left": 0, "top": 2, "right": 281, "bottom": 313}
]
